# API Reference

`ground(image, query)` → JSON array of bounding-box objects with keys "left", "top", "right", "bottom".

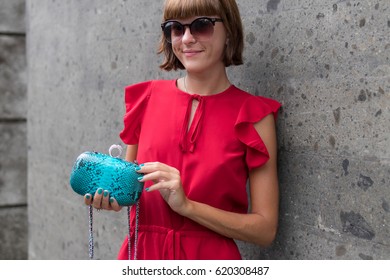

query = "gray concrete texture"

[
  {"left": 0, "top": 0, "right": 25, "bottom": 33},
  {"left": 26, "top": 0, "right": 389, "bottom": 259},
  {"left": 0, "top": 0, "right": 27, "bottom": 259}
]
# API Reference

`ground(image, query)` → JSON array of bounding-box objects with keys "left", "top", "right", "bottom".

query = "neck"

[{"left": 182, "top": 69, "right": 231, "bottom": 96}]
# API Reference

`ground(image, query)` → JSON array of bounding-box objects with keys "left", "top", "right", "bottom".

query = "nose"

[{"left": 181, "top": 26, "right": 196, "bottom": 43}]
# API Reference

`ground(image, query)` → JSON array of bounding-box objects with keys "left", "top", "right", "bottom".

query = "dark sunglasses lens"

[
  {"left": 191, "top": 18, "right": 214, "bottom": 38},
  {"left": 163, "top": 22, "right": 184, "bottom": 43},
  {"left": 163, "top": 18, "right": 216, "bottom": 42}
]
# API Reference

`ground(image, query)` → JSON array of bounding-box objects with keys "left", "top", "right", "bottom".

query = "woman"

[{"left": 85, "top": 0, "right": 281, "bottom": 260}]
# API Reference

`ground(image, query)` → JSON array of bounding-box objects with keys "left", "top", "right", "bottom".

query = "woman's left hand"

[{"left": 136, "top": 162, "right": 189, "bottom": 214}]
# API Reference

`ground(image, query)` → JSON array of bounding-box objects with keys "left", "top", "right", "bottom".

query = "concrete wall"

[
  {"left": 26, "top": 0, "right": 389, "bottom": 259},
  {"left": 0, "top": 0, "right": 27, "bottom": 259}
]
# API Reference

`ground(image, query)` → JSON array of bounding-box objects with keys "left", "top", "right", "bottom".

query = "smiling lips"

[{"left": 183, "top": 50, "right": 203, "bottom": 57}]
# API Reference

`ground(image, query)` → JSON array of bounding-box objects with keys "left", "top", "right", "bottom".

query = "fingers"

[
  {"left": 139, "top": 170, "right": 170, "bottom": 184},
  {"left": 136, "top": 162, "right": 179, "bottom": 181},
  {"left": 136, "top": 162, "right": 177, "bottom": 173},
  {"left": 144, "top": 180, "right": 172, "bottom": 192},
  {"left": 93, "top": 188, "right": 104, "bottom": 209},
  {"left": 109, "top": 197, "right": 122, "bottom": 212},
  {"left": 101, "top": 190, "right": 111, "bottom": 209},
  {"left": 136, "top": 162, "right": 181, "bottom": 192},
  {"left": 83, "top": 188, "right": 122, "bottom": 212},
  {"left": 84, "top": 193, "right": 93, "bottom": 205}
]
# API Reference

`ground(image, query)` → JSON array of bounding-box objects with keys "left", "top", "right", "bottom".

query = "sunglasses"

[{"left": 161, "top": 17, "right": 223, "bottom": 43}]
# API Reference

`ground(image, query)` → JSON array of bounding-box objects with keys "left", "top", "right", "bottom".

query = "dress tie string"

[{"left": 179, "top": 94, "right": 204, "bottom": 153}]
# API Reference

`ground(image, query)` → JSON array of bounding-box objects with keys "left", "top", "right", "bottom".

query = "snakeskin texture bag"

[
  {"left": 70, "top": 148, "right": 143, "bottom": 206},
  {"left": 69, "top": 145, "right": 143, "bottom": 259}
]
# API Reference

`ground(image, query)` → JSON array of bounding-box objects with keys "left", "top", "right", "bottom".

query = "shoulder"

[
  {"left": 230, "top": 86, "right": 281, "bottom": 122},
  {"left": 124, "top": 80, "right": 176, "bottom": 102},
  {"left": 230, "top": 86, "right": 280, "bottom": 107},
  {"left": 124, "top": 80, "right": 156, "bottom": 94},
  {"left": 125, "top": 80, "right": 174, "bottom": 92}
]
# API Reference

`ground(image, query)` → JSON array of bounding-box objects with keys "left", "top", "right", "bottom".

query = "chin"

[
  {"left": 182, "top": 64, "right": 207, "bottom": 74},
  {"left": 184, "top": 61, "right": 220, "bottom": 74}
]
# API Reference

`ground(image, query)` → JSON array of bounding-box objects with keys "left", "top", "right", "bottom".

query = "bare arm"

[{"left": 125, "top": 144, "right": 138, "bottom": 163}]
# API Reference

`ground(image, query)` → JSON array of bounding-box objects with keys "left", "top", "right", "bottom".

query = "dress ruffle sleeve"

[
  {"left": 234, "top": 95, "right": 281, "bottom": 171},
  {"left": 119, "top": 81, "right": 152, "bottom": 145}
]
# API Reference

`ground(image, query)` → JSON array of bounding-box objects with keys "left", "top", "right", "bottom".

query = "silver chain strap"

[
  {"left": 127, "top": 201, "right": 140, "bottom": 260},
  {"left": 88, "top": 202, "right": 139, "bottom": 260},
  {"left": 88, "top": 205, "right": 94, "bottom": 259},
  {"left": 134, "top": 201, "right": 140, "bottom": 260},
  {"left": 127, "top": 206, "right": 131, "bottom": 260}
]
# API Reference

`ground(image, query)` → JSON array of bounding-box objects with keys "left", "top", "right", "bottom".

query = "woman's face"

[{"left": 169, "top": 16, "right": 227, "bottom": 74}]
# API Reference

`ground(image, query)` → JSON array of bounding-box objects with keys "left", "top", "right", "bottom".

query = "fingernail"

[
  {"left": 109, "top": 197, "right": 114, "bottom": 203},
  {"left": 85, "top": 194, "right": 91, "bottom": 200},
  {"left": 103, "top": 190, "right": 109, "bottom": 197},
  {"left": 137, "top": 176, "right": 144, "bottom": 181},
  {"left": 145, "top": 188, "right": 150, "bottom": 192},
  {"left": 135, "top": 166, "right": 141, "bottom": 171},
  {"left": 97, "top": 188, "right": 103, "bottom": 195}
]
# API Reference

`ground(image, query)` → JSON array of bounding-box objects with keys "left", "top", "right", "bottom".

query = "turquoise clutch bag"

[{"left": 69, "top": 146, "right": 143, "bottom": 206}]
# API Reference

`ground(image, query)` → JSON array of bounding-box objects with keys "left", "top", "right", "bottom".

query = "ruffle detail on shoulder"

[
  {"left": 119, "top": 81, "right": 152, "bottom": 144},
  {"left": 234, "top": 95, "right": 281, "bottom": 171}
]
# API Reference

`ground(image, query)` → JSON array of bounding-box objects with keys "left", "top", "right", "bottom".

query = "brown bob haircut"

[{"left": 158, "top": 0, "right": 244, "bottom": 71}]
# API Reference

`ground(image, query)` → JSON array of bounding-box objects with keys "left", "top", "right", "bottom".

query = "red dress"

[{"left": 118, "top": 80, "right": 280, "bottom": 260}]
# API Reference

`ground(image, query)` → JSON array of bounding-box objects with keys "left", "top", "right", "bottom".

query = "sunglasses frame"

[{"left": 161, "top": 17, "right": 223, "bottom": 43}]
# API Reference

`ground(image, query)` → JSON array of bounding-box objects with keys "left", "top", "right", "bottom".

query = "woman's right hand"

[{"left": 84, "top": 188, "right": 122, "bottom": 212}]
